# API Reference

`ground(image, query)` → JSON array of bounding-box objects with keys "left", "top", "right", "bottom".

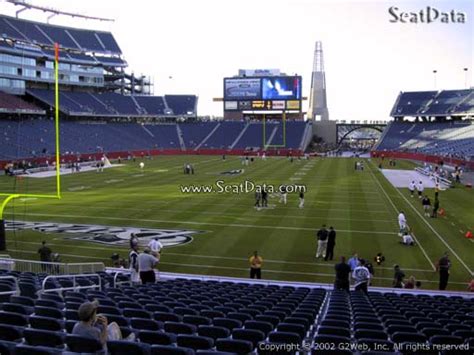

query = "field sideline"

[{"left": 1, "top": 156, "right": 473, "bottom": 291}]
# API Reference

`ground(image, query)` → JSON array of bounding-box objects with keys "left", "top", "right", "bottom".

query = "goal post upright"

[
  {"left": 0, "top": 42, "right": 62, "bottom": 251},
  {"left": 263, "top": 111, "right": 286, "bottom": 149}
]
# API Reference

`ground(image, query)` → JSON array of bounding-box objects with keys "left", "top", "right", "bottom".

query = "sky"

[{"left": 1, "top": 0, "right": 473, "bottom": 120}]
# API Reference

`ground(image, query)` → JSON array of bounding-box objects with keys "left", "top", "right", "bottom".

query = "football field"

[{"left": 1, "top": 156, "right": 473, "bottom": 291}]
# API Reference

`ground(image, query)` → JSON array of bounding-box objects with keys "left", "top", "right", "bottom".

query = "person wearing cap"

[
  {"left": 72, "top": 300, "right": 108, "bottom": 349},
  {"left": 138, "top": 247, "right": 159, "bottom": 284},
  {"left": 73, "top": 300, "right": 134, "bottom": 349}
]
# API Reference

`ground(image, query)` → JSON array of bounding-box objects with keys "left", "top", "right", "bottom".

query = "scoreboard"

[{"left": 223, "top": 76, "right": 302, "bottom": 112}]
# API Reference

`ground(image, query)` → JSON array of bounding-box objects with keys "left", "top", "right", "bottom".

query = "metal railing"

[
  {"left": 41, "top": 273, "right": 102, "bottom": 294},
  {"left": 0, "top": 257, "right": 104, "bottom": 275},
  {"left": 106, "top": 267, "right": 133, "bottom": 287},
  {"left": 0, "top": 275, "right": 19, "bottom": 297}
]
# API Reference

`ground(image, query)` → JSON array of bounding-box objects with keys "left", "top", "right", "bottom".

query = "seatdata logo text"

[{"left": 388, "top": 6, "right": 467, "bottom": 24}]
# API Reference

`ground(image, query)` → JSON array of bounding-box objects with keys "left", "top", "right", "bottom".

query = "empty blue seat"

[
  {"left": 255, "top": 315, "right": 279, "bottom": 328},
  {"left": 200, "top": 310, "right": 224, "bottom": 319},
  {"left": 34, "top": 306, "right": 63, "bottom": 319},
  {"left": 164, "top": 321, "right": 196, "bottom": 335},
  {"left": 130, "top": 317, "right": 161, "bottom": 331},
  {"left": 0, "top": 324, "right": 23, "bottom": 341},
  {"left": 13, "top": 344, "right": 62, "bottom": 355},
  {"left": 177, "top": 335, "right": 214, "bottom": 350},
  {"left": 244, "top": 320, "right": 274, "bottom": 336},
  {"left": 64, "top": 310, "right": 79, "bottom": 321},
  {"left": 154, "top": 312, "right": 182, "bottom": 323},
  {"left": 66, "top": 334, "right": 103, "bottom": 353},
  {"left": 23, "top": 328, "right": 65, "bottom": 347},
  {"left": 150, "top": 345, "right": 194, "bottom": 355},
  {"left": 1, "top": 303, "right": 31, "bottom": 315},
  {"left": 430, "top": 335, "right": 464, "bottom": 345},
  {"left": 215, "top": 338, "right": 253, "bottom": 354},
  {"left": 197, "top": 325, "right": 230, "bottom": 340},
  {"left": 421, "top": 327, "right": 449, "bottom": 338},
  {"left": 318, "top": 326, "right": 351, "bottom": 338},
  {"left": 276, "top": 323, "right": 306, "bottom": 339},
  {"left": 123, "top": 308, "right": 151, "bottom": 319},
  {"left": 213, "top": 317, "right": 242, "bottom": 331},
  {"left": 232, "top": 328, "right": 265, "bottom": 348},
  {"left": 35, "top": 299, "right": 63, "bottom": 309},
  {"left": 100, "top": 314, "right": 129, "bottom": 327},
  {"left": 138, "top": 330, "right": 176, "bottom": 345},
  {"left": 107, "top": 340, "right": 151, "bottom": 355},
  {"left": 391, "top": 331, "right": 427, "bottom": 343},
  {"left": 145, "top": 304, "right": 171, "bottom": 313},
  {"left": 268, "top": 331, "right": 301, "bottom": 345},
  {"left": 9, "top": 295, "right": 35, "bottom": 307},
  {"left": 0, "top": 311, "right": 28, "bottom": 326},
  {"left": 183, "top": 315, "right": 212, "bottom": 326},
  {"left": 29, "top": 315, "right": 64, "bottom": 331}
]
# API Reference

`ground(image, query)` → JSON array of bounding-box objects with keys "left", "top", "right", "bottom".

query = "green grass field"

[{"left": 1, "top": 156, "right": 473, "bottom": 291}]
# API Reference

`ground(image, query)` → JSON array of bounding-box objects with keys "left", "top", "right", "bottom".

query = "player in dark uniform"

[
  {"left": 254, "top": 191, "right": 261, "bottom": 208},
  {"left": 261, "top": 189, "right": 268, "bottom": 208}
]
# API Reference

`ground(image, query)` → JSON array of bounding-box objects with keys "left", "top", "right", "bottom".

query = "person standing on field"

[
  {"left": 249, "top": 251, "right": 263, "bottom": 279},
  {"left": 436, "top": 252, "right": 450, "bottom": 290},
  {"left": 298, "top": 190, "right": 304, "bottom": 208},
  {"left": 325, "top": 226, "right": 336, "bottom": 261},
  {"left": 316, "top": 225, "right": 328, "bottom": 259}
]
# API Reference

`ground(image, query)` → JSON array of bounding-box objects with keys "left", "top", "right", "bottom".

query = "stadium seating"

[
  {"left": 375, "top": 120, "right": 474, "bottom": 161},
  {"left": 0, "top": 91, "right": 44, "bottom": 114},
  {"left": 0, "top": 119, "right": 310, "bottom": 160},
  {"left": 0, "top": 268, "right": 473, "bottom": 353},
  {"left": 165, "top": 95, "right": 197, "bottom": 116},
  {"left": 25, "top": 89, "right": 196, "bottom": 117},
  {"left": 0, "top": 14, "right": 121, "bottom": 54},
  {"left": 391, "top": 89, "right": 474, "bottom": 117}
]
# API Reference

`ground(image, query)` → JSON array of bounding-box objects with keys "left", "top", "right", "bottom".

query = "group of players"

[
  {"left": 254, "top": 185, "right": 305, "bottom": 210},
  {"left": 408, "top": 179, "right": 441, "bottom": 218}
]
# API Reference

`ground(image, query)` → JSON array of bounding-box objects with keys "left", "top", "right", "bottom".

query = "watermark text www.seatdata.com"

[{"left": 179, "top": 180, "right": 307, "bottom": 194}]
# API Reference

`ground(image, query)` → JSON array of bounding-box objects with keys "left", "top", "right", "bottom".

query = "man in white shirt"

[
  {"left": 352, "top": 259, "right": 371, "bottom": 294},
  {"left": 409, "top": 181, "right": 416, "bottom": 198},
  {"left": 138, "top": 248, "right": 158, "bottom": 284},
  {"left": 148, "top": 237, "right": 163, "bottom": 257},
  {"left": 416, "top": 181, "right": 424, "bottom": 198},
  {"left": 398, "top": 211, "right": 407, "bottom": 236}
]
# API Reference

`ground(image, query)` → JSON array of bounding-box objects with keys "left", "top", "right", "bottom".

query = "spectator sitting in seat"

[{"left": 73, "top": 300, "right": 135, "bottom": 350}]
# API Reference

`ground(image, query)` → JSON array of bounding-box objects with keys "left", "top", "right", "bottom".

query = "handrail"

[
  {"left": 41, "top": 273, "right": 102, "bottom": 294},
  {"left": 0, "top": 275, "right": 19, "bottom": 296},
  {"left": 0, "top": 257, "right": 104, "bottom": 275},
  {"left": 112, "top": 269, "right": 132, "bottom": 287}
]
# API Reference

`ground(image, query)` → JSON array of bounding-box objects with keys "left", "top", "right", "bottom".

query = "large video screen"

[
  {"left": 224, "top": 78, "right": 261, "bottom": 100},
  {"left": 223, "top": 76, "right": 302, "bottom": 111},
  {"left": 262, "top": 77, "right": 301, "bottom": 100}
]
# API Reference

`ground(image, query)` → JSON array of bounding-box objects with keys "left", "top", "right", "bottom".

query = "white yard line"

[
  {"left": 7, "top": 212, "right": 397, "bottom": 235},
  {"left": 367, "top": 162, "right": 437, "bottom": 271},
  {"left": 38, "top": 204, "right": 396, "bottom": 223}
]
